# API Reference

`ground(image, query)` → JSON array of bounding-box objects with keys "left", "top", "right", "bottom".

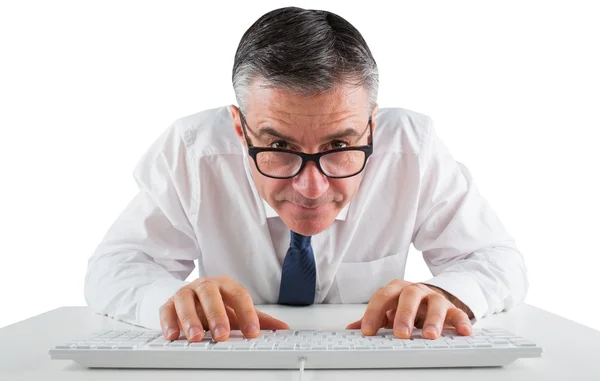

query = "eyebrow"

[{"left": 255, "top": 127, "right": 363, "bottom": 144}]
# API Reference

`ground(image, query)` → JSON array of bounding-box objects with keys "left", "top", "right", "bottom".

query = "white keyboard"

[{"left": 49, "top": 327, "right": 542, "bottom": 369}]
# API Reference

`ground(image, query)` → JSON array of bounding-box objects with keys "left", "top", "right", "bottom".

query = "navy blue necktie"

[{"left": 277, "top": 231, "right": 316, "bottom": 306}]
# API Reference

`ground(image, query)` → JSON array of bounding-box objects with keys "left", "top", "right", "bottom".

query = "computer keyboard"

[{"left": 49, "top": 327, "right": 542, "bottom": 369}]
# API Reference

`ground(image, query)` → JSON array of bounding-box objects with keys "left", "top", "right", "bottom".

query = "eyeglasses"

[{"left": 239, "top": 111, "right": 374, "bottom": 179}]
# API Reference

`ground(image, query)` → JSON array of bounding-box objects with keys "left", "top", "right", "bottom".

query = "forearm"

[
  {"left": 421, "top": 242, "right": 529, "bottom": 322},
  {"left": 84, "top": 247, "right": 194, "bottom": 329}
]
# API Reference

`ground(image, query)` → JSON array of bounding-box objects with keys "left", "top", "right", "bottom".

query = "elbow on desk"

[
  {"left": 82, "top": 250, "right": 144, "bottom": 325},
  {"left": 481, "top": 244, "right": 531, "bottom": 318}
]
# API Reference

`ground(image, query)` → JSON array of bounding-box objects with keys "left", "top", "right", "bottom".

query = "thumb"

[
  {"left": 346, "top": 318, "right": 362, "bottom": 329},
  {"left": 256, "top": 309, "right": 290, "bottom": 330}
]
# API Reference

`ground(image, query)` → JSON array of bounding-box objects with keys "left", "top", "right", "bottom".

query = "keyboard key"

[
  {"left": 468, "top": 339, "right": 490, "bottom": 344},
  {"left": 277, "top": 344, "right": 295, "bottom": 350},
  {"left": 232, "top": 342, "right": 255, "bottom": 350},
  {"left": 428, "top": 342, "right": 449, "bottom": 348},
  {"left": 130, "top": 340, "right": 150, "bottom": 346},
  {"left": 450, "top": 343, "right": 471, "bottom": 348},
  {"left": 451, "top": 336, "right": 471, "bottom": 341},
  {"left": 255, "top": 343, "right": 274, "bottom": 350},
  {"left": 274, "top": 330, "right": 295, "bottom": 336},
  {"left": 297, "top": 330, "right": 318, "bottom": 336},
  {"left": 331, "top": 345, "right": 352, "bottom": 350},
  {"left": 286, "top": 336, "right": 307, "bottom": 342},
  {"left": 441, "top": 329, "right": 458, "bottom": 337},
  {"left": 169, "top": 341, "right": 189, "bottom": 347},
  {"left": 188, "top": 341, "right": 209, "bottom": 347}
]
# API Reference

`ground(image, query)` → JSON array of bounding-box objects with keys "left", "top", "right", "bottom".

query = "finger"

[
  {"left": 421, "top": 292, "right": 450, "bottom": 339},
  {"left": 393, "top": 284, "right": 428, "bottom": 338},
  {"left": 159, "top": 299, "right": 181, "bottom": 340},
  {"left": 384, "top": 309, "right": 395, "bottom": 328},
  {"left": 256, "top": 309, "right": 290, "bottom": 330},
  {"left": 173, "top": 288, "right": 205, "bottom": 342},
  {"left": 361, "top": 280, "right": 406, "bottom": 336},
  {"left": 218, "top": 278, "right": 260, "bottom": 338},
  {"left": 345, "top": 319, "right": 362, "bottom": 329},
  {"left": 225, "top": 305, "right": 240, "bottom": 329},
  {"left": 195, "top": 279, "right": 230, "bottom": 341},
  {"left": 413, "top": 303, "right": 428, "bottom": 328},
  {"left": 445, "top": 307, "right": 472, "bottom": 336},
  {"left": 346, "top": 312, "right": 392, "bottom": 330}
]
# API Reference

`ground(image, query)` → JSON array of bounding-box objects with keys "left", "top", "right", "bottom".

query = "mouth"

[{"left": 287, "top": 201, "right": 329, "bottom": 212}]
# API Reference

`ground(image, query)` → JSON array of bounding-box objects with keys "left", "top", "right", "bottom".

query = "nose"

[{"left": 292, "top": 161, "right": 329, "bottom": 199}]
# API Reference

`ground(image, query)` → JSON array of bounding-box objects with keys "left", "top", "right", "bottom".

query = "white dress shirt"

[{"left": 84, "top": 106, "right": 528, "bottom": 330}]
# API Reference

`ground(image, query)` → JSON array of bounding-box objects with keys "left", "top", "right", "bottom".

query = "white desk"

[{"left": 1, "top": 304, "right": 599, "bottom": 380}]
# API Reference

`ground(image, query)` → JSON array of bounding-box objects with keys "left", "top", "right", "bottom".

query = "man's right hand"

[{"left": 159, "top": 275, "right": 289, "bottom": 342}]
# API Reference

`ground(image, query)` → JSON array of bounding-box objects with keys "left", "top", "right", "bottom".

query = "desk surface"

[{"left": 1, "top": 304, "right": 599, "bottom": 380}]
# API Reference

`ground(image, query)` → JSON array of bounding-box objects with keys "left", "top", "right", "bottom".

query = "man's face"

[{"left": 231, "top": 81, "right": 377, "bottom": 236}]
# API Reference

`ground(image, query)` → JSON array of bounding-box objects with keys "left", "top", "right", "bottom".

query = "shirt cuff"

[
  {"left": 420, "top": 272, "right": 488, "bottom": 326},
  {"left": 137, "top": 277, "right": 190, "bottom": 330}
]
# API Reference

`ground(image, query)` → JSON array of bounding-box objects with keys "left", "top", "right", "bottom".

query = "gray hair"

[{"left": 232, "top": 7, "right": 379, "bottom": 114}]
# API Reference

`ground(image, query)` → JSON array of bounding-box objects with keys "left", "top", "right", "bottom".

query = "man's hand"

[
  {"left": 159, "top": 275, "right": 289, "bottom": 342},
  {"left": 346, "top": 280, "right": 473, "bottom": 339}
]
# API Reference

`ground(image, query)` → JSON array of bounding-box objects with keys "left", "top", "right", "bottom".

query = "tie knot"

[{"left": 290, "top": 231, "right": 311, "bottom": 249}]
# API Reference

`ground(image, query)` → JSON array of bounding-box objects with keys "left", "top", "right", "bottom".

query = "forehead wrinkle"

[{"left": 255, "top": 112, "right": 367, "bottom": 147}]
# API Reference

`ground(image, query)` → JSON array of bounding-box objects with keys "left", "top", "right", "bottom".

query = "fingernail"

[
  {"left": 246, "top": 323, "right": 259, "bottom": 334},
  {"left": 459, "top": 323, "right": 472, "bottom": 332},
  {"left": 424, "top": 325, "right": 438, "bottom": 335},
  {"left": 188, "top": 327, "right": 203, "bottom": 339},
  {"left": 394, "top": 323, "right": 410, "bottom": 336},
  {"left": 214, "top": 325, "right": 227, "bottom": 338},
  {"left": 166, "top": 328, "right": 177, "bottom": 338},
  {"left": 362, "top": 322, "right": 375, "bottom": 333}
]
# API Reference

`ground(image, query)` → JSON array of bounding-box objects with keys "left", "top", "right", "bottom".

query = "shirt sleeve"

[
  {"left": 84, "top": 124, "right": 199, "bottom": 330},
  {"left": 411, "top": 119, "right": 529, "bottom": 324}
]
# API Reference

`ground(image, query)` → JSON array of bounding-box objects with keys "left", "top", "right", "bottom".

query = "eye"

[
  {"left": 330, "top": 140, "right": 349, "bottom": 149},
  {"left": 270, "top": 140, "right": 289, "bottom": 150}
]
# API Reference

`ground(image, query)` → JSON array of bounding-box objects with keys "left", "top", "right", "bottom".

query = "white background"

[{"left": 1, "top": 1, "right": 599, "bottom": 331}]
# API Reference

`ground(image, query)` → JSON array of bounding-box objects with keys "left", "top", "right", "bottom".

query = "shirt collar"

[{"left": 262, "top": 199, "right": 350, "bottom": 221}]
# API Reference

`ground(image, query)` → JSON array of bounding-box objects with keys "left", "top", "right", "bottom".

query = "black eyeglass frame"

[{"left": 238, "top": 111, "right": 374, "bottom": 179}]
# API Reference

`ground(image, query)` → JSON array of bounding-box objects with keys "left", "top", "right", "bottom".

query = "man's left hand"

[{"left": 345, "top": 280, "right": 473, "bottom": 339}]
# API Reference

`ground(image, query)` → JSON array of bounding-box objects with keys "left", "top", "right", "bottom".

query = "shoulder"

[
  {"left": 374, "top": 107, "right": 434, "bottom": 156},
  {"left": 169, "top": 106, "right": 240, "bottom": 157},
  {"left": 132, "top": 106, "right": 239, "bottom": 180}
]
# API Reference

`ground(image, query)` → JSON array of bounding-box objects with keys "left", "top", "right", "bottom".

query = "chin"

[
  {"left": 289, "top": 220, "right": 332, "bottom": 236},
  {"left": 278, "top": 202, "right": 338, "bottom": 236}
]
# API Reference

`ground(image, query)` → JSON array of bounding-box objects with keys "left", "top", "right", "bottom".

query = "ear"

[
  {"left": 370, "top": 103, "right": 379, "bottom": 134},
  {"left": 229, "top": 105, "right": 244, "bottom": 140}
]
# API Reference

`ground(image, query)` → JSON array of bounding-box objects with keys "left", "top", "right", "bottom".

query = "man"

[{"left": 84, "top": 6, "right": 528, "bottom": 343}]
